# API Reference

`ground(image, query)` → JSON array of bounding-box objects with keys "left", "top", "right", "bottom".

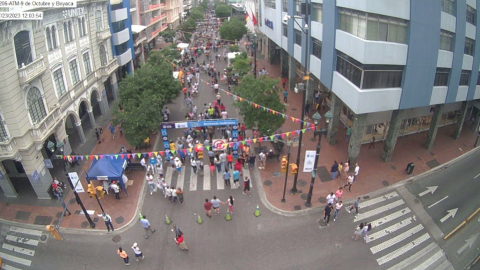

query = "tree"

[
  {"left": 232, "top": 53, "right": 251, "bottom": 76},
  {"left": 113, "top": 52, "right": 179, "bottom": 147},
  {"left": 189, "top": 8, "right": 204, "bottom": 22},
  {"left": 179, "top": 18, "right": 196, "bottom": 32},
  {"left": 158, "top": 44, "right": 181, "bottom": 65},
  {"left": 229, "top": 45, "right": 239, "bottom": 52},
  {"left": 219, "top": 19, "right": 247, "bottom": 41},
  {"left": 233, "top": 75, "right": 285, "bottom": 136},
  {"left": 199, "top": 0, "right": 208, "bottom": 11},
  {"left": 215, "top": 3, "right": 232, "bottom": 18},
  {"left": 160, "top": 30, "right": 176, "bottom": 43}
]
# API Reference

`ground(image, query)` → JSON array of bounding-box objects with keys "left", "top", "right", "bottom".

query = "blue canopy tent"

[{"left": 86, "top": 158, "right": 128, "bottom": 195}]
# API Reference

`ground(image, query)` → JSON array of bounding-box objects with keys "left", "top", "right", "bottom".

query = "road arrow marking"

[
  {"left": 428, "top": 196, "right": 448, "bottom": 208},
  {"left": 474, "top": 172, "right": 480, "bottom": 179},
  {"left": 419, "top": 186, "right": 438, "bottom": 197},
  {"left": 457, "top": 233, "right": 479, "bottom": 255},
  {"left": 440, "top": 208, "right": 458, "bottom": 223}
]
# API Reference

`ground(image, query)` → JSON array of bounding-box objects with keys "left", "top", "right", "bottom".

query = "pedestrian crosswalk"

[
  {"left": 159, "top": 164, "right": 251, "bottom": 192},
  {"left": 0, "top": 226, "right": 46, "bottom": 269},
  {"left": 352, "top": 191, "right": 454, "bottom": 270}
]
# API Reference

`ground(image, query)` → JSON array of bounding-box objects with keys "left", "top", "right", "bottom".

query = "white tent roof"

[
  {"left": 177, "top": 43, "right": 190, "bottom": 49},
  {"left": 227, "top": 52, "right": 241, "bottom": 59},
  {"left": 131, "top": 25, "right": 147, "bottom": 34}
]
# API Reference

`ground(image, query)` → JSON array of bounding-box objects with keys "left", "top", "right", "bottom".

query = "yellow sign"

[{"left": 303, "top": 76, "right": 310, "bottom": 80}]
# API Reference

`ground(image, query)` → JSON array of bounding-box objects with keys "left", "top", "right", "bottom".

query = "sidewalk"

[{"left": 248, "top": 42, "right": 480, "bottom": 212}]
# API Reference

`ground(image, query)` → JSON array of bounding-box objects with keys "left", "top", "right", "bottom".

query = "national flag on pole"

[
  {"left": 252, "top": 12, "right": 258, "bottom": 25},
  {"left": 245, "top": 12, "right": 250, "bottom": 22}
]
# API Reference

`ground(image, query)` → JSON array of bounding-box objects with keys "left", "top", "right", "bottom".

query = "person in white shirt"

[
  {"left": 221, "top": 110, "right": 228, "bottom": 119},
  {"left": 131, "top": 243, "right": 145, "bottom": 261},
  {"left": 334, "top": 201, "right": 343, "bottom": 222},
  {"left": 326, "top": 192, "right": 336, "bottom": 204},
  {"left": 171, "top": 186, "right": 178, "bottom": 203},
  {"left": 165, "top": 186, "right": 172, "bottom": 201},
  {"left": 354, "top": 163, "right": 360, "bottom": 182},
  {"left": 110, "top": 181, "right": 120, "bottom": 199},
  {"left": 140, "top": 158, "right": 147, "bottom": 171},
  {"left": 146, "top": 173, "right": 155, "bottom": 195}
]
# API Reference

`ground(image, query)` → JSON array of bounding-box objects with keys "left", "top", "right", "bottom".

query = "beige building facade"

[{"left": 0, "top": 1, "right": 119, "bottom": 199}]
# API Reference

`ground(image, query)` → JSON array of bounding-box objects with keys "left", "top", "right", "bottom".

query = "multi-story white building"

[
  {"left": 0, "top": 1, "right": 119, "bottom": 199},
  {"left": 258, "top": 0, "right": 480, "bottom": 165}
]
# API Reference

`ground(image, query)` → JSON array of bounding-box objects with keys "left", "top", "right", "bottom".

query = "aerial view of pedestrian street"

[{"left": 0, "top": 0, "right": 479, "bottom": 269}]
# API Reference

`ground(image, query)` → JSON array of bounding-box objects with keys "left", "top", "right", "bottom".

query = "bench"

[
  {"left": 271, "top": 138, "right": 284, "bottom": 153},
  {"left": 266, "top": 152, "right": 280, "bottom": 162}
]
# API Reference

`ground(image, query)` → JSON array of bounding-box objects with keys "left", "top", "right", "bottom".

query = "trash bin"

[{"left": 405, "top": 162, "right": 415, "bottom": 175}]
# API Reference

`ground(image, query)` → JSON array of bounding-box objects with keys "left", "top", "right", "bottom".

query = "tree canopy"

[
  {"left": 219, "top": 18, "right": 247, "bottom": 41},
  {"left": 113, "top": 51, "right": 179, "bottom": 147},
  {"left": 179, "top": 18, "right": 196, "bottom": 32},
  {"left": 215, "top": 3, "right": 232, "bottom": 18},
  {"left": 189, "top": 8, "right": 204, "bottom": 22},
  {"left": 231, "top": 52, "right": 250, "bottom": 76},
  {"left": 232, "top": 75, "right": 285, "bottom": 135}
]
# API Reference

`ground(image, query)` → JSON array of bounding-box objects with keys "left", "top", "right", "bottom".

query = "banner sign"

[
  {"left": 303, "top": 150, "right": 316, "bottom": 172},
  {"left": 68, "top": 172, "right": 85, "bottom": 193}
]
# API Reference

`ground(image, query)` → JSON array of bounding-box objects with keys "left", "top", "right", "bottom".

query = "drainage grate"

[
  {"left": 33, "top": 216, "right": 53, "bottom": 225},
  {"left": 294, "top": 205, "right": 301, "bottom": 211},
  {"left": 426, "top": 159, "right": 441, "bottom": 169},
  {"left": 318, "top": 197, "right": 327, "bottom": 203},
  {"left": 390, "top": 165, "right": 397, "bottom": 170},
  {"left": 317, "top": 166, "right": 332, "bottom": 182},
  {"left": 15, "top": 211, "right": 31, "bottom": 221},
  {"left": 298, "top": 179, "right": 307, "bottom": 187},
  {"left": 115, "top": 216, "right": 124, "bottom": 224},
  {"left": 382, "top": 180, "right": 389, "bottom": 186},
  {"left": 263, "top": 180, "right": 272, "bottom": 186},
  {"left": 300, "top": 193, "right": 308, "bottom": 200}
]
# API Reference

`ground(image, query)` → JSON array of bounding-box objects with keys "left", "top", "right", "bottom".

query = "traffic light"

[
  {"left": 46, "top": 225, "right": 63, "bottom": 240},
  {"left": 289, "top": 163, "right": 298, "bottom": 174},
  {"left": 96, "top": 186, "right": 105, "bottom": 199},
  {"left": 281, "top": 156, "right": 288, "bottom": 173},
  {"left": 87, "top": 183, "right": 96, "bottom": 198}
]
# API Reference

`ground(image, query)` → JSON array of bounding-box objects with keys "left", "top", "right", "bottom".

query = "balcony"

[
  {"left": 0, "top": 138, "right": 18, "bottom": 158},
  {"left": 98, "top": 59, "right": 119, "bottom": 79},
  {"left": 117, "top": 49, "right": 133, "bottom": 66},
  {"left": 17, "top": 56, "right": 46, "bottom": 85},
  {"left": 151, "top": 25, "right": 168, "bottom": 38},
  {"left": 134, "top": 32, "right": 147, "bottom": 46},
  {"left": 150, "top": 13, "right": 167, "bottom": 25},
  {"left": 30, "top": 107, "right": 62, "bottom": 142},
  {"left": 96, "top": 28, "right": 111, "bottom": 41}
]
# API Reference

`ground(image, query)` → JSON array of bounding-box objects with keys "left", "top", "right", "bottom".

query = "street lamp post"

[
  {"left": 305, "top": 111, "right": 332, "bottom": 207},
  {"left": 252, "top": 34, "right": 258, "bottom": 79},
  {"left": 67, "top": 176, "right": 95, "bottom": 228},
  {"left": 281, "top": 139, "right": 292, "bottom": 202},
  {"left": 284, "top": 3, "right": 310, "bottom": 194}
]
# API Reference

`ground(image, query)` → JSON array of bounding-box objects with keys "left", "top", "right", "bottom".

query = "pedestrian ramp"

[
  {"left": 0, "top": 226, "right": 46, "bottom": 269},
  {"left": 352, "top": 191, "right": 455, "bottom": 270},
  {"left": 159, "top": 164, "right": 251, "bottom": 192}
]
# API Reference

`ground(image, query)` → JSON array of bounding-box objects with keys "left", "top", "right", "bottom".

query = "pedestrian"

[
  {"left": 354, "top": 163, "right": 360, "bottom": 182},
  {"left": 61, "top": 201, "right": 71, "bottom": 216},
  {"left": 219, "top": 152, "right": 227, "bottom": 171},
  {"left": 323, "top": 203, "right": 333, "bottom": 225},
  {"left": 177, "top": 187, "right": 184, "bottom": 204},
  {"left": 146, "top": 173, "right": 155, "bottom": 195},
  {"left": 369, "top": 136, "right": 376, "bottom": 149},
  {"left": 204, "top": 198, "right": 212, "bottom": 218},
  {"left": 344, "top": 173, "right": 354, "bottom": 192},
  {"left": 172, "top": 224, "right": 183, "bottom": 238},
  {"left": 259, "top": 151, "right": 266, "bottom": 169},
  {"left": 109, "top": 123, "right": 116, "bottom": 139},
  {"left": 211, "top": 196, "right": 222, "bottom": 215},
  {"left": 110, "top": 181, "right": 120, "bottom": 199},
  {"left": 248, "top": 154, "right": 256, "bottom": 169},
  {"left": 191, "top": 157, "right": 197, "bottom": 174},
  {"left": 174, "top": 232, "right": 188, "bottom": 251},
  {"left": 140, "top": 157, "right": 147, "bottom": 171},
  {"left": 223, "top": 170, "right": 231, "bottom": 186},
  {"left": 232, "top": 169, "right": 240, "bottom": 188},
  {"left": 326, "top": 192, "right": 336, "bottom": 205},
  {"left": 363, "top": 222, "right": 372, "bottom": 242},
  {"left": 353, "top": 223, "right": 364, "bottom": 241},
  {"left": 102, "top": 212, "right": 114, "bottom": 232},
  {"left": 347, "top": 197, "right": 361, "bottom": 215},
  {"left": 165, "top": 185, "right": 172, "bottom": 201},
  {"left": 171, "top": 186, "right": 177, "bottom": 203},
  {"left": 227, "top": 153, "right": 233, "bottom": 169},
  {"left": 281, "top": 77, "right": 287, "bottom": 89},
  {"left": 118, "top": 124, "right": 123, "bottom": 137},
  {"left": 140, "top": 216, "right": 156, "bottom": 239},
  {"left": 95, "top": 128, "right": 100, "bottom": 141},
  {"left": 346, "top": 126, "right": 351, "bottom": 141},
  {"left": 330, "top": 160, "right": 339, "bottom": 179},
  {"left": 131, "top": 243, "right": 145, "bottom": 261},
  {"left": 305, "top": 102, "right": 310, "bottom": 116},
  {"left": 174, "top": 157, "right": 182, "bottom": 175},
  {"left": 337, "top": 162, "right": 343, "bottom": 178},
  {"left": 343, "top": 161, "right": 350, "bottom": 178},
  {"left": 335, "top": 187, "right": 343, "bottom": 203},
  {"left": 283, "top": 89, "right": 288, "bottom": 103},
  {"left": 225, "top": 195, "right": 234, "bottom": 214},
  {"left": 333, "top": 201, "right": 343, "bottom": 222},
  {"left": 214, "top": 156, "right": 222, "bottom": 173},
  {"left": 243, "top": 176, "right": 251, "bottom": 196},
  {"left": 117, "top": 247, "right": 130, "bottom": 265}
]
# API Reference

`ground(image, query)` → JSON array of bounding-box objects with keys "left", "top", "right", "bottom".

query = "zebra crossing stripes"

[
  {"left": 411, "top": 250, "right": 445, "bottom": 270},
  {"left": 359, "top": 192, "right": 399, "bottom": 208},
  {"left": 165, "top": 166, "right": 173, "bottom": 186},
  {"left": 376, "top": 233, "right": 431, "bottom": 265},
  {"left": 385, "top": 242, "right": 438, "bottom": 270},
  {"left": 189, "top": 167, "right": 197, "bottom": 191},
  {"left": 367, "top": 217, "right": 414, "bottom": 242},
  {"left": 354, "top": 200, "right": 405, "bottom": 221},
  {"left": 370, "top": 224, "right": 424, "bottom": 254},
  {"left": 216, "top": 169, "right": 225, "bottom": 190},
  {"left": 370, "top": 208, "right": 412, "bottom": 228},
  {"left": 0, "top": 226, "right": 46, "bottom": 269},
  {"left": 176, "top": 167, "right": 186, "bottom": 190},
  {"left": 203, "top": 166, "right": 211, "bottom": 190}
]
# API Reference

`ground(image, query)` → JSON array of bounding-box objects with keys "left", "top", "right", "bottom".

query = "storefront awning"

[{"left": 131, "top": 25, "right": 147, "bottom": 34}]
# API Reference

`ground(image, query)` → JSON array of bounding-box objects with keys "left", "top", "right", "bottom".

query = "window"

[
  {"left": 442, "top": 0, "right": 456, "bottom": 16},
  {"left": 99, "top": 44, "right": 108, "bottom": 66},
  {"left": 51, "top": 26, "right": 57, "bottom": 49},
  {"left": 69, "top": 60, "right": 80, "bottom": 85},
  {"left": 440, "top": 30, "right": 454, "bottom": 51},
  {"left": 46, "top": 28, "right": 52, "bottom": 51},
  {"left": 295, "top": 30, "right": 302, "bottom": 46},
  {"left": 362, "top": 70, "right": 403, "bottom": 89},
  {"left": 312, "top": 38, "right": 322, "bottom": 59},
  {"left": 78, "top": 17, "right": 87, "bottom": 37},
  {"left": 26, "top": 87, "right": 47, "bottom": 124},
  {"left": 467, "top": 5, "right": 476, "bottom": 24},
  {"left": 283, "top": 24, "right": 288, "bottom": 37},
  {"left": 0, "top": 115, "right": 8, "bottom": 142},
  {"left": 312, "top": 3, "right": 322, "bottom": 23},
  {"left": 295, "top": 0, "right": 301, "bottom": 16},
  {"left": 53, "top": 68, "right": 66, "bottom": 96},
  {"left": 339, "top": 8, "right": 408, "bottom": 44},
  {"left": 477, "top": 73, "right": 480, "bottom": 85},
  {"left": 68, "top": 21, "right": 73, "bottom": 41},
  {"left": 95, "top": 10, "right": 103, "bottom": 31},
  {"left": 63, "top": 21, "right": 74, "bottom": 43},
  {"left": 265, "top": 0, "right": 275, "bottom": 9},
  {"left": 459, "top": 70, "right": 470, "bottom": 85},
  {"left": 82, "top": 18, "right": 87, "bottom": 36},
  {"left": 282, "top": 0, "right": 287, "bottom": 12},
  {"left": 434, "top": 68, "right": 450, "bottom": 86},
  {"left": 465, "top": 37, "right": 475, "bottom": 56},
  {"left": 14, "top": 31, "right": 33, "bottom": 68},
  {"left": 336, "top": 54, "right": 362, "bottom": 88},
  {"left": 83, "top": 52, "right": 92, "bottom": 74}
]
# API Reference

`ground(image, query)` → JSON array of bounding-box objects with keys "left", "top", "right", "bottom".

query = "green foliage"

[
  {"left": 199, "top": 0, "right": 208, "bottom": 10},
  {"left": 113, "top": 52, "right": 179, "bottom": 147},
  {"left": 189, "top": 8, "right": 204, "bottom": 22},
  {"left": 228, "top": 45, "right": 239, "bottom": 52},
  {"left": 215, "top": 3, "right": 232, "bottom": 18},
  {"left": 184, "top": 32, "right": 192, "bottom": 43},
  {"left": 160, "top": 30, "right": 175, "bottom": 43},
  {"left": 180, "top": 18, "right": 196, "bottom": 32},
  {"left": 232, "top": 54, "right": 251, "bottom": 76},
  {"left": 158, "top": 44, "right": 181, "bottom": 63},
  {"left": 219, "top": 19, "right": 247, "bottom": 41},
  {"left": 233, "top": 75, "right": 285, "bottom": 135}
]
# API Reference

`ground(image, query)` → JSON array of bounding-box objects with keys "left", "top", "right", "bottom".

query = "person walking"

[
  {"left": 204, "top": 198, "right": 213, "bottom": 218},
  {"left": 225, "top": 195, "right": 234, "bottom": 214},
  {"left": 174, "top": 158, "right": 182, "bottom": 175},
  {"left": 110, "top": 181, "right": 120, "bottom": 199},
  {"left": 347, "top": 197, "right": 361, "bottom": 215},
  {"left": 363, "top": 222, "right": 372, "bottom": 242},
  {"left": 343, "top": 161, "right": 350, "bottom": 179},
  {"left": 259, "top": 151, "right": 266, "bottom": 169},
  {"left": 131, "top": 243, "right": 145, "bottom": 261},
  {"left": 346, "top": 126, "right": 351, "bottom": 141},
  {"left": 227, "top": 153, "right": 233, "bottom": 169},
  {"left": 333, "top": 201, "right": 343, "bottom": 222},
  {"left": 326, "top": 192, "right": 336, "bottom": 205},
  {"left": 353, "top": 223, "right": 364, "bottom": 241},
  {"left": 61, "top": 201, "right": 71, "bottom": 216},
  {"left": 171, "top": 186, "right": 178, "bottom": 203},
  {"left": 174, "top": 232, "right": 188, "bottom": 251},
  {"left": 248, "top": 154, "right": 256, "bottom": 170},
  {"left": 337, "top": 162, "right": 343, "bottom": 178},
  {"left": 177, "top": 188, "right": 184, "bottom": 204},
  {"left": 214, "top": 156, "right": 222, "bottom": 173},
  {"left": 211, "top": 196, "right": 222, "bottom": 215},
  {"left": 369, "top": 136, "right": 376, "bottom": 149},
  {"left": 344, "top": 173, "right": 354, "bottom": 192},
  {"left": 282, "top": 77, "right": 287, "bottom": 89},
  {"left": 335, "top": 187, "right": 343, "bottom": 203},
  {"left": 283, "top": 89, "right": 288, "bottom": 103},
  {"left": 330, "top": 161, "right": 339, "bottom": 179},
  {"left": 165, "top": 185, "right": 172, "bottom": 202},
  {"left": 323, "top": 203, "right": 334, "bottom": 226},
  {"left": 140, "top": 216, "right": 156, "bottom": 239},
  {"left": 223, "top": 170, "right": 231, "bottom": 186},
  {"left": 102, "top": 212, "right": 114, "bottom": 232},
  {"left": 191, "top": 157, "right": 197, "bottom": 174},
  {"left": 354, "top": 163, "right": 360, "bottom": 182},
  {"left": 232, "top": 169, "right": 240, "bottom": 188},
  {"left": 117, "top": 247, "right": 130, "bottom": 266},
  {"left": 243, "top": 176, "right": 251, "bottom": 196},
  {"left": 146, "top": 173, "right": 155, "bottom": 195},
  {"left": 109, "top": 123, "right": 116, "bottom": 139}
]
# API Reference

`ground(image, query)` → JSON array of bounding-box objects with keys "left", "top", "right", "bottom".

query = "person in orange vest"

[{"left": 117, "top": 247, "right": 130, "bottom": 265}]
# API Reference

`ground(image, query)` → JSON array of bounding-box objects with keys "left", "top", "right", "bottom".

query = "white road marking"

[
  {"left": 354, "top": 200, "right": 405, "bottom": 221},
  {"left": 428, "top": 196, "right": 449, "bottom": 208},
  {"left": 385, "top": 242, "right": 437, "bottom": 270},
  {"left": 370, "top": 224, "right": 424, "bottom": 254},
  {"left": 203, "top": 165, "right": 211, "bottom": 190},
  {"left": 9, "top": 226, "right": 43, "bottom": 237},
  {"left": 475, "top": 172, "right": 480, "bottom": 179},
  {"left": 5, "top": 235, "right": 39, "bottom": 246},
  {"left": 175, "top": 166, "right": 185, "bottom": 190},
  {"left": 0, "top": 251, "right": 31, "bottom": 266},
  {"left": 165, "top": 166, "right": 173, "bottom": 186},
  {"left": 189, "top": 166, "right": 197, "bottom": 191},
  {"left": 440, "top": 208, "right": 458, "bottom": 223},
  {"left": 359, "top": 192, "right": 399, "bottom": 208},
  {"left": 433, "top": 259, "right": 454, "bottom": 270},
  {"left": 2, "top": 264, "right": 23, "bottom": 270},
  {"left": 457, "top": 233, "right": 479, "bottom": 254},
  {"left": 411, "top": 250, "right": 445, "bottom": 270},
  {"left": 367, "top": 217, "right": 413, "bottom": 242},
  {"left": 369, "top": 208, "right": 412, "bottom": 228},
  {"left": 418, "top": 186, "right": 438, "bottom": 197},
  {"left": 216, "top": 170, "right": 224, "bottom": 190},
  {"left": 376, "top": 233, "right": 430, "bottom": 265},
  {"left": 2, "top": 243, "right": 35, "bottom": 256}
]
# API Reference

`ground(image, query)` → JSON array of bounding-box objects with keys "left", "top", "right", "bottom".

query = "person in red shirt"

[
  {"left": 240, "top": 123, "right": 246, "bottom": 136},
  {"left": 227, "top": 153, "right": 233, "bottom": 169},
  {"left": 204, "top": 198, "right": 212, "bottom": 218},
  {"left": 282, "top": 77, "right": 287, "bottom": 89},
  {"left": 174, "top": 234, "right": 188, "bottom": 251},
  {"left": 182, "top": 87, "right": 187, "bottom": 98}
]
